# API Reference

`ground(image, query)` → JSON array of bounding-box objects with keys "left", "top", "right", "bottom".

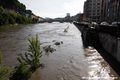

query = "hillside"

[
  {"left": 0, "top": 0, "right": 26, "bottom": 13},
  {"left": 0, "top": 0, "right": 39, "bottom": 25}
]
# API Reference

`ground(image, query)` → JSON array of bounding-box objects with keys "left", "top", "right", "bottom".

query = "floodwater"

[{"left": 0, "top": 22, "right": 119, "bottom": 80}]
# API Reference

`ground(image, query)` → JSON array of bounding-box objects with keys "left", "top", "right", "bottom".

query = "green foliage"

[
  {"left": 0, "top": 2, "right": 36, "bottom": 26},
  {"left": 0, "top": 6, "right": 4, "bottom": 12},
  {"left": 0, "top": 66, "right": 13, "bottom": 80},
  {"left": 17, "top": 3, "right": 26, "bottom": 11},
  {"left": 17, "top": 35, "right": 42, "bottom": 70},
  {"left": 0, "top": 0, "right": 42, "bottom": 26},
  {"left": 0, "top": 51, "right": 13, "bottom": 80},
  {"left": 28, "top": 35, "right": 42, "bottom": 69},
  {"left": 0, "top": 7, "right": 34, "bottom": 26},
  {"left": 0, "top": 0, "right": 37, "bottom": 26},
  {"left": 10, "top": 64, "right": 31, "bottom": 80},
  {"left": 0, "top": 35, "right": 42, "bottom": 80},
  {"left": 0, "top": 0, "right": 26, "bottom": 12},
  {"left": 11, "top": 35, "right": 42, "bottom": 80},
  {"left": 0, "top": 35, "right": 43, "bottom": 80},
  {"left": 0, "top": 51, "right": 2, "bottom": 64},
  {"left": 26, "top": 10, "right": 32, "bottom": 15}
]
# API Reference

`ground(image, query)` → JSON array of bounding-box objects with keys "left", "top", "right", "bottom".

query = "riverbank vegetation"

[
  {"left": 0, "top": 24, "right": 23, "bottom": 32},
  {"left": 10, "top": 35, "right": 42, "bottom": 80},
  {"left": 0, "top": 51, "right": 13, "bottom": 80},
  {"left": 0, "top": 0, "right": 40, "bottom": 26},
  {"left": 17, "top": 35, "right": 42, "bottom": 70},
  {"left": 0, "top": 7, "right": 33, "bottom": 25},
  {"left": 0, "top": 35, "right": 42, "bottom": 80}
]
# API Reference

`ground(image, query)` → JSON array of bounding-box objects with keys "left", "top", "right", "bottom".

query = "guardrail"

[{"left": 73, "top": 22, "right": 120, "bottom": 37}]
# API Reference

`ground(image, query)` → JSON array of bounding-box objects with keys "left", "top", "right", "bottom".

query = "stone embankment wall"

[
  {"left": 99, "top": 32, "right": 118, "bottom": 60},
  {"left": 98, "top": 25, "right": 120, "bottom": 62},
  {"left": 74, "top": 22, "right": 120, "bottom": 62}
]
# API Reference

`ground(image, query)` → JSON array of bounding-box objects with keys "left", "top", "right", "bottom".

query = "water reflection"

[{"left": 84, "top": 47, "right": 118, "bottom": 80}]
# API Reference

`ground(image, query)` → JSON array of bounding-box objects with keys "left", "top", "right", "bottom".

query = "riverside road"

[{"left": 0, "top": 22, "right": 119, "bottom": 80}]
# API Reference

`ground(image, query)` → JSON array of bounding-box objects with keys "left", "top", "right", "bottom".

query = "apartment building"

[
  {"left": 101, "top": 0, "right": 109, "bottom": 21},
  {"left": 84, "top": 0, "right": 102, "bottom": 23},
  {"left": 107, "top": 0, "right": 120, "bottom": 23}
]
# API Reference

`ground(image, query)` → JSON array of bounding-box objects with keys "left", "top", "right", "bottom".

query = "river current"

[{"left": 0, "top": 22, "right": 119, "bottom": 80}]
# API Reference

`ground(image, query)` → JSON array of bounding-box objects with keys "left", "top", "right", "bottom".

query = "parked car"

[
  {"left": 111, "top": 22, "right": 120, "bottom": 26},
  {"left": 100, "top": 22, "right": 109, "bottom": 26},
  {"left": 92, "top": 22, "right": 98, "bottom": 25},
  {"left": 80, "top": 21, "right": 90, "bottom": 25},
  {"left": 90, "top": 22, "right": 98, "bottom": 29}
]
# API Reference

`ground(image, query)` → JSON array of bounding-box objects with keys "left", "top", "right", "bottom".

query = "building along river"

[{"left": 0, "top": 22, "right": 119, "bottom": 80}]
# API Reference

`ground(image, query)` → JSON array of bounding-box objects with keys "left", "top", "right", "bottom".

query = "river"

[{"left": 0, "top": 22, "right": 119, "bottom": 80}]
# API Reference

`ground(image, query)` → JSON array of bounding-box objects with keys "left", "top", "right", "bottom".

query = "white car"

[
  {"left": 92, "top": 22, "right": 97, "bottom": 25},
  {"left": 111, "top": 22, "right": 120, "bottom": 26},
  {"left": 100, "top": 22, "right": 109, "bottom": 26}
]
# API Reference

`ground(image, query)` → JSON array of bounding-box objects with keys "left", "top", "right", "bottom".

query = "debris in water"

[
  {"left": 40, "top": 63, "right": 45, "bottom": 69},
  {"left": 54, "top": 42, "right": 61, "bottom": 45},
  {"left": 52, "top": 40, "right": 57, "bottom": 42},
  {"left": 43, "top": 45, "right": 56, "bottom": 53},
  {"left": 61, "top": 41, "right": 63, "bottom": 44},
  {"left": 64, "top": 26, "right": 69, "bottom": 32},
  {"left": 54, "top": 41, "right": 63, "bottom": 46}
]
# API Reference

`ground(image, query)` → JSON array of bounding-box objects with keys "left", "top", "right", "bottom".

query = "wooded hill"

[{"left": 0, "top": 0, "right": 38, "bottom": 25}]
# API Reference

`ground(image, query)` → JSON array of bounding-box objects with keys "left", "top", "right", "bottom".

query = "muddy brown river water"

[{"left": 0, "top": 22, "right": 119, "bottom": 80}]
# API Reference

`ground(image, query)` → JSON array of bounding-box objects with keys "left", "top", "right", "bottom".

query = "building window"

[
  {"left": 97, "top": 3, "right": 100, "bottom": 5},
  {"left": 97, "top": 10, "right": 100, "bottom": 12}
]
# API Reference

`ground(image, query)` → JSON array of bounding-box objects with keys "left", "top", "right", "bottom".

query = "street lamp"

[{"left": 116, "top": 0, "right": 120, "bottom": 37}]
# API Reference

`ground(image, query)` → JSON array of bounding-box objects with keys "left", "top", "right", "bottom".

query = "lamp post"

[
  {"left": 116, "top": 0, "right": 120, "bottom": 37},
  {"left": 117, "top": 0, "right": 119, "bottom": 23}
]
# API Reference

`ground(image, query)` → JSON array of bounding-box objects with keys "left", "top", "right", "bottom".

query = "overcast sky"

[{"left": 19, "top": 0, "right": 86, "bottom": 18}]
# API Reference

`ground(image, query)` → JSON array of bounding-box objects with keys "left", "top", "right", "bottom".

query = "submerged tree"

[
  {"left": 17, "top": 35, "right": 42, "bottom": 70},
  {"left": 11, "top": 35, "right": 42, "bottom": 80}
]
